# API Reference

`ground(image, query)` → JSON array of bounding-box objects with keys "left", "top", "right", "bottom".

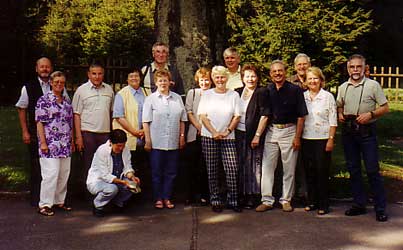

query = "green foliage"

[
  {"left": 39, "top": 0, "right": 155, "bottom": 65},
  {"left": 225, "top": 0, "right": 374, "bottom": 86}
]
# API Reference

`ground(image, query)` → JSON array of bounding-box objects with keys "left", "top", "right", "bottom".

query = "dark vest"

[{"left": 24, "top": 79, "right": 45, "bottom": 133}]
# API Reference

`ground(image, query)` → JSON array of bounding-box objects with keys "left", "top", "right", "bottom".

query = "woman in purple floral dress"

[{"left": 35, "top": 71, "right": 74, "bottom": 216}]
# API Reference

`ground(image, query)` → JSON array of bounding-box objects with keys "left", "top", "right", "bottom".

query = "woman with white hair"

[{"left": 198, "top": 65, "right": 242, "bottom": 213}]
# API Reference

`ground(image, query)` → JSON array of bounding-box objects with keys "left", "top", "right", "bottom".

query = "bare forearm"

[
  {"left": 373, "top": 103, "right": 389, "bottom": 118},
  {"left": 188, "top": 112, "right": 201, "bottom": 129},
  {"left": 227, "top": 116, "right": 241, "bottom": 132},
  {"left": 255, "top": 116, "right": 268, "bottom": 135},
  {"left": 74, "top": 114, "right": 82, "bottom": 139},
  {"left": 37, "top": 122, "right": 46, "bottom": 145},
  {"left": 17, "top": 108, "right": 29, "bottom": 133},
  {"left": 116, "top": 117, "right": 137, "bottom": 136},
  {"left": 200, "top": 114, "right": 217, "bottom": 134},
  {"left": 295, "top": 117, "right": 305, "bottom": 138}
]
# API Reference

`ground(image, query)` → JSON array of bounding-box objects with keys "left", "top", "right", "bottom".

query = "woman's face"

[
  {"left": 198, "top": 77, "right": 211, "bottom": 90},
  {"left": 213, "top": 74, "right": 227, "bottom": 91},
  {"left": 127, "top": 72, "right": 141, "bottom": 89},
  {"left": 51, "top": 76, "right": 65, "bottom": 95},
  {"left": 155, "top": 75, "right": 170, "bottom": 93},
  {"left": 242, "top": 70, "right": 258, "bottom": 90},
  {"left": 306, "top": 72, "right": 322, "bottom": 92}
]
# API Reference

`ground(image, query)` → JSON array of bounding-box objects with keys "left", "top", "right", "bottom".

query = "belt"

[{"left": 272, "top": 123, "right": 295, "bottom": 129}]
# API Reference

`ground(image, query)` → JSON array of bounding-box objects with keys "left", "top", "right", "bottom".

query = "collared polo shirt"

[
  {"left": 113, "top": 85, "right": 145, "bottom": 128},
  {"left": 72, "top": 81, "right": 114, "bottom": 133},
  {"left": 226, "top": 66, "right": 243, "bottom": 90},
  {"left": 262, "top": 81, "right": 308, "bottom": 124},
  {"left": 336, "top": 77, "right": 387, "bottom": 121},
  {"left": 303, "top": 88, "right": 337, "bottom": 139},
  {"left": 142, "top": 90, "right": 187, "bottom": 150},
  {"left": 141, "top": 62, "right": 169, "bottom": 92}
]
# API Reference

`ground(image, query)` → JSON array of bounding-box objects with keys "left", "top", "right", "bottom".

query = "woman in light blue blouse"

[{"left": 143, "top": 69, "right": 187, "bottom": 209}]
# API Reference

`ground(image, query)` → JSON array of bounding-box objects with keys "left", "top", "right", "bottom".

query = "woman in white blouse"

[
  {"left": 198, "top": 66, "right": 242, "bottom": 213},
  {"left": 302, "top": 67, "right": 337, "bottom": 215}
]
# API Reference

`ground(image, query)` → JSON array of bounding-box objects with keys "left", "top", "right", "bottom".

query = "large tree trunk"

[{"left": 155, "top": 0, "right": 226, "bottom": 90}]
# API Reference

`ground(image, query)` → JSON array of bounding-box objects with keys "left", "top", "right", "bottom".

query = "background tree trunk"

[{"left": 155, "top": 0, "right": 226, "bottom": 90}]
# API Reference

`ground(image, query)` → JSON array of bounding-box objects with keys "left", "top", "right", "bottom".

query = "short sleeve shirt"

[
  {"left": 142, "top": 91, "right": 187, "bottom": 150},
  {"left": 35, "top": 92, "right": 73, "bottom": 158},
  {"left": 113, "top": 86, "right": 145, "bottom": 128},
  {"left": 72, "top": 81, "right": 114, "bottom": 133},
  {"left": 197, "top": 89, "right": 241, "bottom": 139},
  {"left": 226, "top": 66, "right": 243, "bottom": 90},
  {"left": 185, "top": 88, "right": 203, "bottom": 143},
  {"left": 303, "top": 89, "right": 337, "bottom": 139},
  {"left": 263, "top": 81, "right": 308, "bottom": 124},
  {"left": 336, "top": 77, "right": 387, "bottom": 122}
]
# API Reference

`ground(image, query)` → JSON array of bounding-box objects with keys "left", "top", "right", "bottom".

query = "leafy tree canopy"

[
  {"left": 225, "top": 0, "right": 374, "bottom": 86},
  {"left": 39, "top": 0, "right": 155, "bottom": 66}
]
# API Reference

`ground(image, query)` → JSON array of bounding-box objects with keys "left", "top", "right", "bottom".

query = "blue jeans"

[
  {"left": 150, "top": 149, "right": 179, "bottom": 201},
  {"left": 342, "top": 123, "right": 386, "bottom": 212}
]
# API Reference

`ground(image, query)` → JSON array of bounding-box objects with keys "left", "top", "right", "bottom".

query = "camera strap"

[{"left": 344, "top": 79, "right": 366, "bottom": 116}]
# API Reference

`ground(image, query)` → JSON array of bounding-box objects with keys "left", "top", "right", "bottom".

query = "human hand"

[
  {"left": 251, "top": 136, "right": 260, "bottom": 149},
  {"left": 292, "top": 137, "right": 301, "bottom": 151},
  {"left": 22, "top": 131, "right": 31, "bottom": 144},
  {"left": 338, "top": 113, "right": 345, "bottom": 123},
  {"left": 144, "top": 141, "right": 152, "bottom": 152},
  {"left": 76, "top": 137, "right": 84, "bottom": 152},
  {"left": 40, "top": 142, "right": 49, "bottom": 154},
  {"left": 356, "top": 112, "right": 372, "bottom": 125},
  {"left": 325, "top": 139, "right": 334, "bottom": 152}
]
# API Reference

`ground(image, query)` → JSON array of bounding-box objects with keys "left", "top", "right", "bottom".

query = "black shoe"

[
  {"left": 93, "top": 206, "right": 105, "bottom": 217},
  {"left": 345, "top": 206, "right": 367, "bottom": 216},
  {"left": 212, "top": 205, "right": 223, "bottom": 213},
  {"left": 232, "top": 206, "right": 243, "bottom": 213},
  {"left": 376, "top": 211, "right": 388, "bottom": 222}
]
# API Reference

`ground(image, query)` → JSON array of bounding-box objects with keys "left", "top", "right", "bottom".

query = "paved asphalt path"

[{"left": 1, "top": 196, "right": 403, "bottom": 250}]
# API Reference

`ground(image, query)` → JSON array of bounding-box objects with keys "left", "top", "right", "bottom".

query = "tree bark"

[{"left": 155, "top": 0, "right": 226, "bottom": 90}]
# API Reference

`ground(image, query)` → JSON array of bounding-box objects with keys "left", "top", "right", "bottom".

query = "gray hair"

[
  {"left": 223, "top": 47, "right": 239, "bottom": 58},
  {"left": 270, "top": 60, "right": 288, "bottom": 71},
  {"left": 348, "top": 54, "right": 366, "bottom": 64},
  {"left": 294, "top": 53, "right": 311, "bottom": 65},
  {"left": 50, "top": 71, "right": 65, "bottom": 81}
]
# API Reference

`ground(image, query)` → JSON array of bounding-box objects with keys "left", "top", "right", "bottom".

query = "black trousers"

[
  {"left": 301, "top": 139, "right": 331, "bottom": 210},
  {"left": 28, "top": 136, "right": 41, "bottom": 206}
]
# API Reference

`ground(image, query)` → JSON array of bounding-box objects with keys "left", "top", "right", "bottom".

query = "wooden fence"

[{"left": 371, "top": 66, "right": 403, "bottom": 102}]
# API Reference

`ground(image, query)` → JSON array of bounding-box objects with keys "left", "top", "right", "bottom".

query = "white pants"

[
  {"left": 39, "top": 157, "right": 71, "bottom": 208},
  {"left": 261, "top": 125, "right": 298, "bottom": 205}
]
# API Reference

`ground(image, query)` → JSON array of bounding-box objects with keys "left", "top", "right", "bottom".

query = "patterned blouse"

[
  {"left": 35, "top": 92, "right": 73, "bottom": 158},
  {"left": 302, "top": 88, "right": 337, "bottom": 140}
]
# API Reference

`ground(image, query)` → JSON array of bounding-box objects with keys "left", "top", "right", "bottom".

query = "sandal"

[
  {"left": 54, "top": 204, "right": 72, "bottom": 211},
  {"left": 318, "top": 209, "right": 329, "bottom": 215},
  {"left": 163, "top": 199, "right": 175, "bottom": 209},
  {"left": 38, "top": 206, "right": 54, "bottom": 216},
  {"left": 304, "top": 204, "right": 317, "bottom": 211},
  {"left": 154, "top": 200, "right": 164, "bottom": 209}
]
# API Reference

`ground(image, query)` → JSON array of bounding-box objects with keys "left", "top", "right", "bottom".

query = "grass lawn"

[{"left": 1, "top": 104, "right": 402, "bottom": 200}]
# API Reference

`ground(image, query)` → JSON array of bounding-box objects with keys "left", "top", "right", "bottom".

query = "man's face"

[
  {"left": 127, "top": 72, "right": 141, "bottom": 89},
  {"left": 270, "top": 63, "right": 286, "bottom": 85},
  {"left": 224, "top": 53, "right": 240, "bottom": 72},
  {"left": 152, "top": 45, "right": 169, "bottom": 65},
  {"left": 294, "top": 57, "right": 310, "bottom": 77},
  {"left": 88, "top": 67, "right": 104, "bottom": 86},
  {"left": 111, "top": 142, "right": 125, "bottom": 154},
  {"left": 36, "top": 58, "right": 53, "bottom": 80},
  {"left": 347, "top": 58, "right": 365, "bottom": 82}
]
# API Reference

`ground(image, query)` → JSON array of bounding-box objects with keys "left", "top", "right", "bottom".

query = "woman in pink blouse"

[{"left": 301, "top": 67, "right": 337, "bottom": 215}]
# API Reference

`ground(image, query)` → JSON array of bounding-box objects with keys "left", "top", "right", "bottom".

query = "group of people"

[{"left": 16, "top": 42, "right": 389, "bottom": 222}]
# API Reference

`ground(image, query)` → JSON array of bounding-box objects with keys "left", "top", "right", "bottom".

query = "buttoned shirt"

[
  {"left": 302, "top": 89, "right": 337, "bottom": 139},
  {"left": 16, "top": 77, "right": 70, "bottom": 108},
  {"left": 113, "top": 86, "right": 145, "bottom": 128},
  {"left": 226, "top": 66, "right": 243, "bottom": 90},
  {"left": 35, "top": 92, "right": 73, "bottom": 158},
  {"left": 336, "top": 77, "right": 387, "bottom": 122},
  {"left": 262, "top": 81, "right": 308, "bottom": 124},
  {"left": 142, "top": 91, "right": 187, "bottom": 150},
  {"left": 72, "top": 81, "right": 114, "bottom": 133}
]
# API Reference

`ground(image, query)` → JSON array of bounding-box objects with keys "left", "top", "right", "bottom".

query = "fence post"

[
  {"left": 388, "top": 67, "right": 392, "bottom": 88},
  {"left": 373, "top": 66, "right": 377, "bottom": 82},
  {"left": 396, "top": 67, "right": 400, "bottom": 102},
  {"left": 380, "top": 67, "right": 384, "bottom": 87}
]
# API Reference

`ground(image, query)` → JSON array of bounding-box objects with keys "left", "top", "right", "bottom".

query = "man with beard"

[
  {"left": 337, "top": 54, "right": 389, "bottom": 222},
  {"left": 16, "top": 57, "right": 69, "bottom": 206}
]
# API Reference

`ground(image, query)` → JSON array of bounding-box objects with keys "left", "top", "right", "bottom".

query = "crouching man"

[{"left": 87, "top": 129, "right": 141, "bottom": 217}]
